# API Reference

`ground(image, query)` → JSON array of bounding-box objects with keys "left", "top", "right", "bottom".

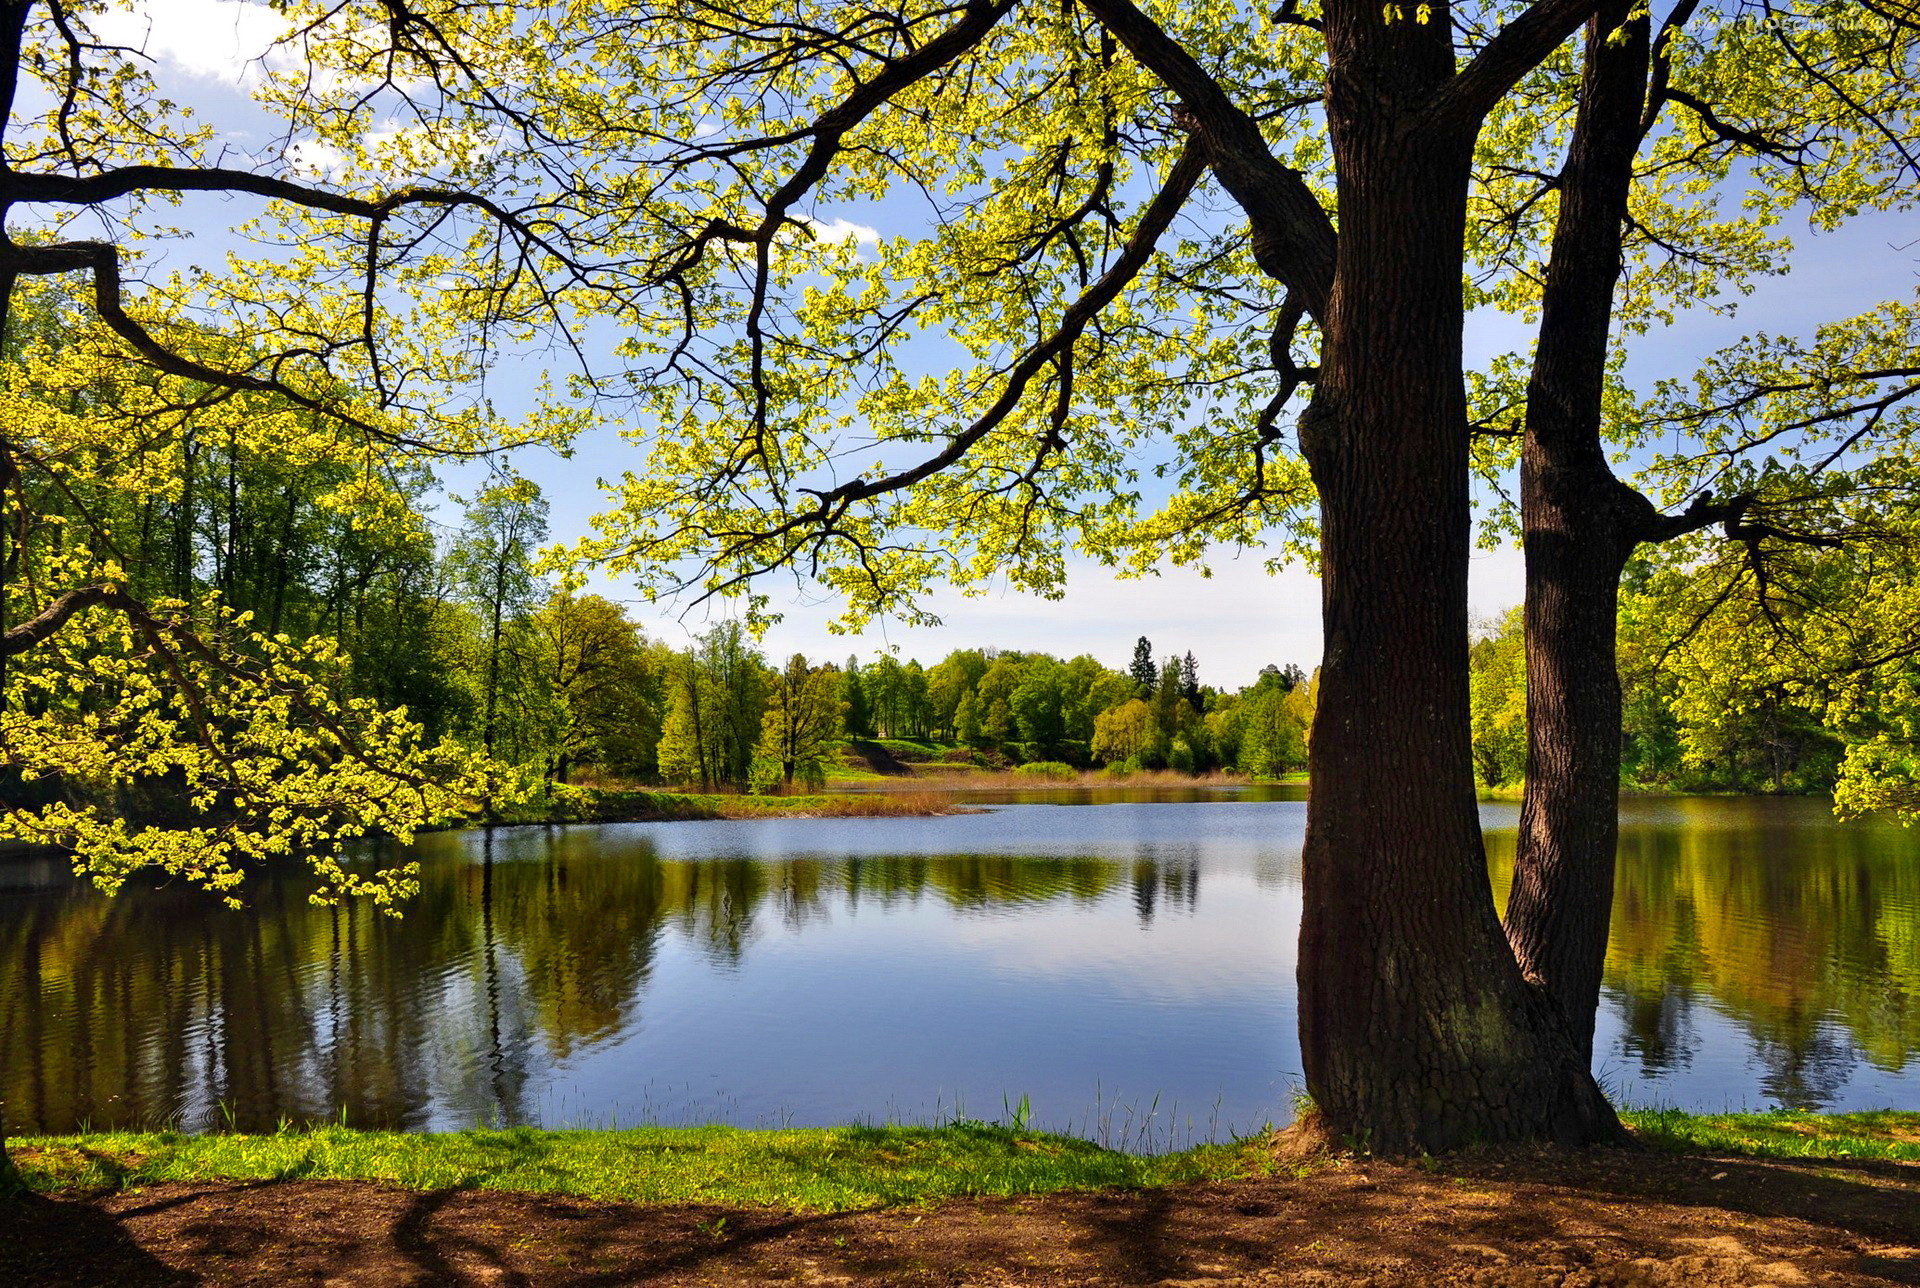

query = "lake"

[{"left": 2, "top": 790, "right": 1917, "bottom": 1145}]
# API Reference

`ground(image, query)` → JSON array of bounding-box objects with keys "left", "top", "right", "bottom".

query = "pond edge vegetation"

[{"left": 11, "top": 1110, "right": 1916, "bottom": 1212}]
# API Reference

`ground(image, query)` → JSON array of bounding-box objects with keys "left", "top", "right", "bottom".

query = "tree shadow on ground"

[
  {"left": 1449, "top": 1145, "right": 1920, "bottom": 1249},
  {"left": 0, "top": 1193, "right": 195, "bottom": 1287},
  {"left": 393, "top": 1187, "right": 531, "bottom": 1287},
  {"left": 10, "top": 1147, "right": 1920, "bottom": 1285}
]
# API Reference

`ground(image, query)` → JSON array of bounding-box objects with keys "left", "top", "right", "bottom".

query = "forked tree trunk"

[
  {"left": 1504, "top": 493, "right": 1633, "bottom": 1065},
  {"left": 1297, "top": 5, "right": 1620, "bottom": 1152},
  {"left": 1504, "top": 2, "right": 1653, "bottom": 1063}
]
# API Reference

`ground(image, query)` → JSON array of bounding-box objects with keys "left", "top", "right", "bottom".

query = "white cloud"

[
  {"left": 90, "top": 0, "right": 291, "bottom": 85},
  {"left": 282, "top": 137, "right": 350, "bottom": 180},
  {"left": 800, "top": 216, "right": 882, "bottom": 250},
  {"left": 283, "top": 120, "right": 497, "bottom": 183}
]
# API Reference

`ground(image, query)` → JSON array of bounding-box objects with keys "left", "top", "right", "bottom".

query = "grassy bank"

[
  {"left": 12, "top": 1123, "right": 1253, "bottom": 1211},
  {"left": 493, "top": 788, "right": 966, "bottom": 825},
  {"left": 13, "top": 1110, "right": 1917, "bottom": 1211},
  {"left": 844, "top": 767, "right": 1270, "bottom": 792}
]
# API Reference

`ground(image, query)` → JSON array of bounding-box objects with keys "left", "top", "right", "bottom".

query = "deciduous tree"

[
  {"left": 551, "top": 0, "right": 1656, "bottom": 1149},
  {"left": 548, "top": 0, "right": 1918, "bottom": 1148},
  {"left": 656, "top": 622, "right": 767, "bottom": 790},
  {"left": 522, "top": 592, "right": 663, "bottom": 784},
  {"left": 756, "top": 654, "right": 844, "bottom": 789},
  {"left": 1092, "top": 697, "right": 1154, "bottom": 765},
  {"left": 448, "top": 479, "right": 549, "bottom": 760}
]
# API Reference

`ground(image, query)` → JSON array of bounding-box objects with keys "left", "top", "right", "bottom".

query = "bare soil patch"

[{"left": 5, "top": 1144, "right": 1919, "bottom": 1285}]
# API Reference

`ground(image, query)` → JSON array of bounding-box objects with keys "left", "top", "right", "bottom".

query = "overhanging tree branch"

[
  {"left": 1076, "top": 0, "right": 1336, "bottom": 317},
  {"left": 0, "top": 236, "right": 516, "bottom": 457},
  {"left": 1422, "top": 0, "right": 1605, "bottom": 135},
  {"left": 656, "top": 143, "right": 1209, "bottom": 606}
]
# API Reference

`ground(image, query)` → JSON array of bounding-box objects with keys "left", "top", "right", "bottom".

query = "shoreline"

[
  {"left": 481, "top": 787, "right": 975, "bottom": 827},
  {"left": 12, "top": 1108, "right": 1918, "bottom": 1205},
  {"left": 9, "top": 1110, "right": 1917, "bottom": 1285},
  {"left": 0, "top": 779, "right": 1861, "bottom": 869}
]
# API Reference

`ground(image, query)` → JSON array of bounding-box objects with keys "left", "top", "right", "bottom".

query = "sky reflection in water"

[{"left": 2, "top": 791, "right": 1917, "bottom": 1145}]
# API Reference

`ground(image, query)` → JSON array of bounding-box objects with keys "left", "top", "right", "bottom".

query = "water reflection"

[
  {"left": 2, "top": 794, "right": 1918, "bottom": 1138},
  {"left": 1, "top": 814, "right": 1279, "bottom": 1136},
  {"left": 1486, "top": 795, "right": 1920, "bottom": 1110}
]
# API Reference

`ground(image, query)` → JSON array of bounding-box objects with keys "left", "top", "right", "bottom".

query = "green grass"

[
  {"left": 11, "top": 1123, "right": 1260, "bottom": 1211},
  {"left": 15, "top": 1111, "right": 1919, "bottom": 1212},
  {"left": 1622, "top": 1108, "right": 1920, "bottom": 1163},
  {"left": 822, "top": 761, "right": 893, "bottom": 782},
  {"left": 871, "top": 737, "right": 951, "bottom": 760}
]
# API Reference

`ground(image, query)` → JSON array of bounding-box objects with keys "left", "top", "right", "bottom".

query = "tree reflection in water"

[
  {"left": 0, "top": 825, "right": 1175, "bottom": 1132},
  {"left": 2, "top": 796, "right": 1918, "bottom": 1133},
  {"left": 1488, "top": 795, "right": 1920, "bottom": 1108}
]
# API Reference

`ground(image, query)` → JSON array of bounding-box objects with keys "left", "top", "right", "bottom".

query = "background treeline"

[
  {"left": 1469, "top": 592, "right": 1847, "bottom": 797},
  {"left": 9, "top": 371, "right": 1858, "bottom": 798},
  {"left": 5, "top": 389, "right": 1317, "bottom": 790}
]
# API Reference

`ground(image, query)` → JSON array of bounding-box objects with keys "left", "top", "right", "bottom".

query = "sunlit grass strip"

[
  {"left": 13, "top": 1124, "right": 1258, "bottom": 1210},
  {"left": 20, "top": 1112, "right": 1917, "bottom": 1210},
  {"left": 1622, "top": 1108, "right": 1920, "bottom": 1162}
]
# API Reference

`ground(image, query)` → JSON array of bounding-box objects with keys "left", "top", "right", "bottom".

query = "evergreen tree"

[
  {"left": 1128, "top": 636, "right": 1157, "bottom": 695},
  {"left": 840, "top": 657, "right": 874, "bottom": 738},
  {"left": 1150, "top": 656, "right": 1187, "bottom": 759}
]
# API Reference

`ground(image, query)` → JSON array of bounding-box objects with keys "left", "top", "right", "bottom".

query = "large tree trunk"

[
  {"left": 0, "top": 1104, "right": 20, "bottom": 1197},
  {"left": 1297, "top": 5, "right": 1619, "bottom": 1153},
  {"left": 1504, "top": 491, "right": 1632, "bottom": 1065},
  {"left": 1504, "top": 2, "right": 1653, "bottom": 1063}
]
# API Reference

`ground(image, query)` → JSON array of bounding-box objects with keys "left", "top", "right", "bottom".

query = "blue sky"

[{"left": 52, "top": 0, "right": 1920, "bottom": 687}]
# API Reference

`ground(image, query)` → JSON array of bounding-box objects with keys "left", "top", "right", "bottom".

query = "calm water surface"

[{"left": 3, "top": 790, "right": 1917, "bottom": 1144}]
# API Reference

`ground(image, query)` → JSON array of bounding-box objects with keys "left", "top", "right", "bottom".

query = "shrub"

[{"left": 1013, "top": 761, "right": 1077, "bottom": 781}]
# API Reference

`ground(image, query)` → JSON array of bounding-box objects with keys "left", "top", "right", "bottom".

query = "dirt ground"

[{"left": 4, "top": 1145, "right": 1919, "bottom": 1286}]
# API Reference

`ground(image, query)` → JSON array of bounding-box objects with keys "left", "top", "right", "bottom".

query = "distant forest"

[{"left": 7, "top": 407, "right": 1837, "bottom": 798}]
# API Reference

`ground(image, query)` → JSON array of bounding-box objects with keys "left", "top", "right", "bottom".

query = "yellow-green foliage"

[
  {"left": 0, "top": 581, "right": 496, "bottom": 906},
  {"left": 7, "top": 0, "right": 1920, "bottom": 889},
  {"left": 1468, "top": 608, "right": 1527, "bottom": 789}
]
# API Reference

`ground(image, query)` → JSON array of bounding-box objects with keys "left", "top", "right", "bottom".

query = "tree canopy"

[{"left": 4, "top": 0, "right": 1919, "bottom": 1157}]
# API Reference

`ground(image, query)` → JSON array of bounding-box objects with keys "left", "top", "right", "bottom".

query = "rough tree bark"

[
  {"left": 1295, "top": 1, "right": 1621, "bottom": 1153},
  {"left": 0, "top": 1102, "right": 19, "bottom": 1197},
  {"left": 1503, "top": 2, "right": 1657, "bottom": 1063}
]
